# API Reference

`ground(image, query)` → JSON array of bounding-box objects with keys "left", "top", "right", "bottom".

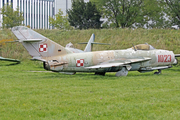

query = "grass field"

[{"left": 0, "top": 60, "right": 180, "bottom": 120}]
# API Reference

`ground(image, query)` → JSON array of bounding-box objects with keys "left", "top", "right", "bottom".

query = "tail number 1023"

[{"left": 158, "top": 55, "right": 171, "bottom": 62}]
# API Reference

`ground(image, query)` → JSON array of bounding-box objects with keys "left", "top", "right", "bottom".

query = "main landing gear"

[{"left": 154, "top": 69, "right": 161, "bottom": 74}]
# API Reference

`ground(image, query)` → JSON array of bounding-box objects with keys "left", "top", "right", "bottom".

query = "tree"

[
  {"left": 0, "top": 3, "right": 23, "bottom": 29},
  {"left": 96, "top": 0, "right": 164, "bottom": 28},
  {"left": 97, "top": 0, "right": 143, "bottom": 28},
  {"left": 142, "top": 0, "right": 167, "bottom": 28},
  {"left": 49, "top": 9, "right": 72, "bottom": 30},
  {"left": 164, "top": 0, "right": 180, "bottom": 27},
  {"left": 67, "top": 0, "right": 102, "bottom": 29}
]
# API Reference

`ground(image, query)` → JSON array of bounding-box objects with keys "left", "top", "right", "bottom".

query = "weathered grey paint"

[{"left": 40, "top": 49, "right": 175, "bottom": 73}]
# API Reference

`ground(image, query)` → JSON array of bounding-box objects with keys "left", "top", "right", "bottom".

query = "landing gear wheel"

[
  {"left": 154, "top": 69, "right": 161, "bottom": 74},
  {"left": 95, "top": 72, "right": 106, "bottom": 76}
]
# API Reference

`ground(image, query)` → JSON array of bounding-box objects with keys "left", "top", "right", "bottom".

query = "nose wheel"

[{"left": 154, "top": 69, "right": 161, "bottom": 74}]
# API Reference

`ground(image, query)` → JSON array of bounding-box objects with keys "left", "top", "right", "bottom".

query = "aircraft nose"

[
  {"left": 171, "top": 52, "right": 177, "bottom": 64},
  {"left": 173, "top": 58, "right": 178, "bottom": 65}
]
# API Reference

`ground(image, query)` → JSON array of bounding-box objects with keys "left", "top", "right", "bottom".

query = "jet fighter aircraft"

[{"left": 12, "top": 26, "right": 179, "bottom": 77}]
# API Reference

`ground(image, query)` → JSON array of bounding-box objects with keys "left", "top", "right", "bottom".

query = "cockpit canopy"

[{"left": 131, "top": 44, "right": 155, "bottom": 50}]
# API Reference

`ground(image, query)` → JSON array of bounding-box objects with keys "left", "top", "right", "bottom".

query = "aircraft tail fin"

[
  {"left": 78, "top": 34, "right": 110, "bottom": 52},
  {"left": 12, "top": 26, "right": 72, "bottom": 59},
  {"left": 84, "top": 34, "right": 95, "bottom": 52}
]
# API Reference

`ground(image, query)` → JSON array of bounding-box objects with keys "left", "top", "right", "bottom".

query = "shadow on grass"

[
  {"left": 33, "top": 71, "right": 118, "bottom": 80},
  {"left": 34, "top": 71, "right": 160, "bottom": 80}
]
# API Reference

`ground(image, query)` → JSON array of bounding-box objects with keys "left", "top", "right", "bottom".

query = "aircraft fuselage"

[{"left": 43, "top": 49, "right": 176, "bottom": 73}]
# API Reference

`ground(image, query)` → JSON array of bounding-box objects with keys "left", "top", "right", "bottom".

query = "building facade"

[{"left": 0, "top": 0, "right": 73, "bottom": 29}]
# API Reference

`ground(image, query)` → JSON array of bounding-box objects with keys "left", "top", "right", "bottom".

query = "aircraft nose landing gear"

[{"left": 154, "top": 69, "right": 161, "bottom": 74}]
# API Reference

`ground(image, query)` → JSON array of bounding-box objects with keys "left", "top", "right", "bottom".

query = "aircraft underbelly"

[
  {"left": 51, "top": 66, "right": 120, "bottom": 72},
  {"left": 130, "top": 63, "right": 141, "bottom": 71},
  {"left": 60, "top": 67, "right": 105, "bottom": 72}
]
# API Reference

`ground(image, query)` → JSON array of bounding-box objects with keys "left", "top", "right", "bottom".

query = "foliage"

[
  {"left": 163, "top": 0, "right": 180, "bottom": 27},
  {"left": 92, "top": 0, "right": 166, "bottom": 28},
  {"left": 0, "top": 3, "right": 24, "bottom": 29},
  {"left": 142, "top": 0, "right": 168, "bottom": 28},
  {"left": 101, "top": 0, "right": 143, "bottom": 28},
  {"left": 67, "top": 0, "right": 102, "bottom": 29},
  {"left": 49, "top": 9, "right": 72, "bottom": 30}
]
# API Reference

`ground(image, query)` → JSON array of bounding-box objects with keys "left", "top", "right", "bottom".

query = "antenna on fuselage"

[{"left": 132, "top": 44, "right": 137, "bottom": 51}]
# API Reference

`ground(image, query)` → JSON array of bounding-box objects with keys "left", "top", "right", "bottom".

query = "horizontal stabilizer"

[
  {"left": 78, "top": 42, "right": 110, "bottom": 45},
  {"left": 5, "top": 40, "right": 42, "bottom": 43},
  {"left": 31, "top": 57, "right": 47, "bottom": 62},
  {"left": 5, "top": 40, "right": 19, "bottom": 43},
  {"left": 78, "top": 42, "right": 88, "bottom": 44},
  {"left": 19, "top": 39, "right": 42, "bottom": 42}
]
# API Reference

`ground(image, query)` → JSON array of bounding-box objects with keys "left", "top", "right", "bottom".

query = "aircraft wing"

[
  {"left": 86, "top": 63, "right": 124, "bottom": 69},
  {"left": 0, "top": 56, "right": 20, "bottom": 64},
  {"left": 86, "top": 57, "right": 151, "bottom": 69}
]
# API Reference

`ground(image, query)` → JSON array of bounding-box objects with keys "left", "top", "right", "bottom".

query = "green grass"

[{"left": 0, "top": 61, "right": 180, "bottom": 119}]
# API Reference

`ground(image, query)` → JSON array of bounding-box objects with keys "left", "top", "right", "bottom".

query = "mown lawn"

[{"left": 0, "top": 61, "right": 180, "bottom": 120}]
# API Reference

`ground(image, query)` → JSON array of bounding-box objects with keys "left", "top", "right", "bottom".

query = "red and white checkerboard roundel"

[
  {"left": 39, "top": 44, "right": 48, "bottom": 52},
  {"left": 76, "top": 59, "right": 84, "bottom": 67}
]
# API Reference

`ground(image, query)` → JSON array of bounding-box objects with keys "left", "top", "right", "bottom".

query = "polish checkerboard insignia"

[
  {"left": 76, "top": 59, "right": 84, "bottom": 67},
  {"left": 39, "top": 44, "right": 48, "bottom": 52}
]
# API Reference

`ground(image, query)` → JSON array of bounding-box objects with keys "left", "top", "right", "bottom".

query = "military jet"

[
  {"left": 0, "top": 56, "right": 20, "bottom": 65},
  {"left": 65, "top": 33, "right": 110, "bottom": 53},
  {"left": 12, "top": 26, "right": 179, "bottom": 77}
]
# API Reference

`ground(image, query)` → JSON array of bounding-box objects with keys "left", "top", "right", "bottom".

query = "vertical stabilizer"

[
  {"left": 84, "top": 34, "right": 95, "bottom": 52},
  {"left": 78, "top": 34, "right": 110, "bottom": 52},
  {"left": 12, "top": 26, "right": 72, "bottom": 59}
]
